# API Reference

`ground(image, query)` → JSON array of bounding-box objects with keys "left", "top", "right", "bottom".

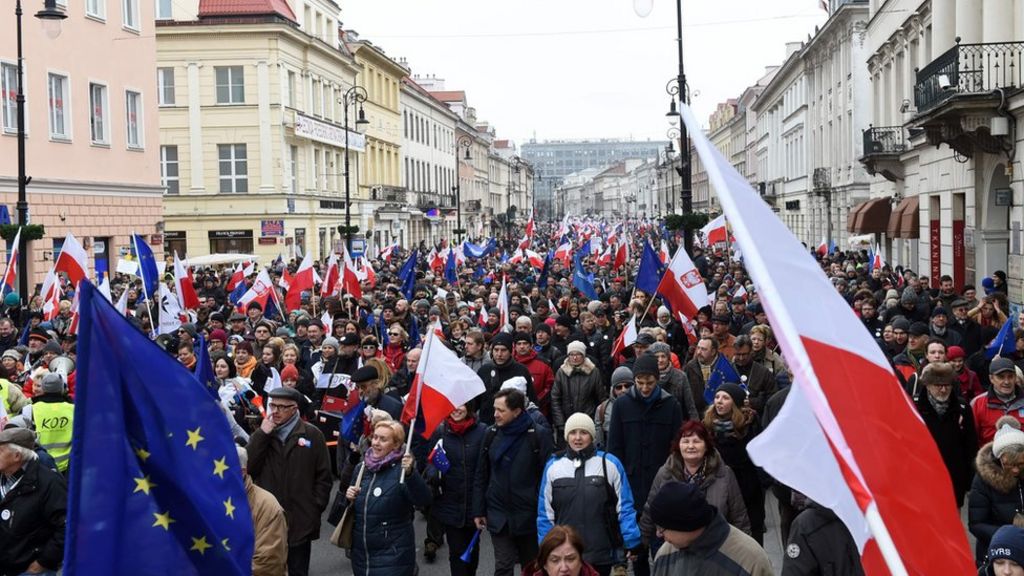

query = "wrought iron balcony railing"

[
  {"left": 862, "top": 126, "right": 906, "bottom": 156},
  {"left": 915, "top": 40, "right": 1024, "bottom": 112}
]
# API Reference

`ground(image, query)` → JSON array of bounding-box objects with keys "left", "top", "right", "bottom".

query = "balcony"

[
  {"left": 812, "top": 167, "right": 831, "bottom": 192},
  {"left": 860, "top": 126, "right": 906, "bottom": 182},
  {"left": 910, "top": 40, "right": 1023, "bottom": 158},
  {"left": 463, "top": 199, "right": 482, "bottom": 212}
]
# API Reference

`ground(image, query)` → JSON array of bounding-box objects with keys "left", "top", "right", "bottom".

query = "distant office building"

[{"left": 521, "top": 139, "right": 667, "bottom": 220}]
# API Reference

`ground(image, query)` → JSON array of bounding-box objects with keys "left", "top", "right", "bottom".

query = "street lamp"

[
  {"left": 453, "top": 135, "right": 472, "bottom": 242},
  {"left": 506, "top": 155, "right": 522, "bottom": 241},
  {"left": 665, "top": 0, "right": 693, "bottom": 252},
  {"left": 15, "top": 0, "right": 65, "bottom": 303},
  {"left": 340, "top": 85, "right": 368, "bottom": 251},
  {"left": 665, "top": 127, "right": 680, "bottom": 215}
]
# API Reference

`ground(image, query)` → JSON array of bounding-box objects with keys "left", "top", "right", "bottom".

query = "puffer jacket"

[
  {"left": 246, "top": 476, "right": 288, "bottom": 576},
  {"left": 970, "top": 388, "right": 1024, "bottom": 445},
  {"left": 0, "top": 459, "right": 66, "bottom": 575},
  {"left": 640, "top": 450, "right": 751, "bottom": 543},
  {"left": 651, "top": 513, "right": 773, "bottom": 576},
  {"left": 423, "top": 420, "right": 487, "bottom": 528},
  {"left": 968, "top": 442, "right": 1024, "bottom": 562},
  {"left": 538, "top": 449, "right": 642, "bottom": 567},
  {"left": 515, "top": 350, "right": 555, "bottom": 418},
  {"left": 551, "top": 358, "right": 607, "bottom": 431},
  {"left": 349, "top": 458, "right": 432, "bottom": 576}
]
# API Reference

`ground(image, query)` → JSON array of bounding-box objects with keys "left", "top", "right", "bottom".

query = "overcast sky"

[{"left": 342, "top": 0, "right": 827, "bottom": 146}]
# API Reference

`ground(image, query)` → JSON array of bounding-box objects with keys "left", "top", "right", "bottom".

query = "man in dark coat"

[
  {"left": 473, "top": 388, "right": 553, "bottom": 576},
  {"left": 247, "top": 387, "right": 332, "bottom": 576},
  {"left": 949, "top": 298, "right": 984, "bottom": 356},
  {"left": 476, "top": 332, "right": 536, "bottom": 425},
  {"left": 731, "top": 335, "right": 777, "bottom": 416},
  {"left": 782, "top": 496, "right": 864, "bottom": 576},
  {"left": 607, "top": 355, "right": 683, "bottom": 576},
  {"left": 913, "top": 362, "right": 977, "bottom": 506}
]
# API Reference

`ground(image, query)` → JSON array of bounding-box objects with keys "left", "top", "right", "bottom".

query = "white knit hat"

[
  {"left": 564, "top": 412, "right": 597, "bottom": 441},
  {"left": 500, "top": 376, "right": 528, "bottom": 396},
  {"left": 993, "top": 416, "right": 1024, "bottom": 458},
  {"left": 566, "top": 340, "right": 587, "bottom": 355}
]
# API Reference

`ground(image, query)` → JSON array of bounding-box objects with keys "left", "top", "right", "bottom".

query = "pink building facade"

[{"left": 0, "top": 0, "right": 163, "bottom": 294}]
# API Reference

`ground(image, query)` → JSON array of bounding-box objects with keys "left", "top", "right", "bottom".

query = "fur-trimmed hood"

[
  {"left": 560, "top": 357, "right": 595, "bottom": 376},
  {"left": 976, "top": 442, "right": 1024, "bottom": 494}
]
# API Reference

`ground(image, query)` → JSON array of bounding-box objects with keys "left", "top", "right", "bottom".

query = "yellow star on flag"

[
  {"left": 185, "top": 427, "right": 204, "bottom": 450},
  {"left": 133, "top": 475, "right": 156, "bottom": 495},
  {"left": 222, "top": 538, "right": 231, "bottom": 551},
  {"left": 223, "top": 497, "right": 236, "bottom": 519},
  {"left": 212, "top": 457, "right": 229, "bottom": 479},
  {"left": 152, "top": 511, "right": 175, "bottom": 531},
  {"left": 190, "top": 535, "right": 212, "bottom": 555},
  {"left": 135, "top": 447, "right": 151, "bottom": 462}
]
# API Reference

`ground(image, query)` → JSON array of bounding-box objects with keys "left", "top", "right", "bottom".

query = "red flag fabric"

[
  {"left": 341, "top": 246, "right": 362, "bottom": 300},
  {"left": 401, "top": 323, "right": 485, "bottom": 437},
  {"left": 54, "top": 233, "right": 89, "bottom": 285},
  {"left": 286, "top": 252, "right": 315, "bottom": 311},
  {"left": 655, "top": 246, "right": 708, "bottom": 320},
  {"left": 173, "top": 252, "right": 200, "bottom": 310}
]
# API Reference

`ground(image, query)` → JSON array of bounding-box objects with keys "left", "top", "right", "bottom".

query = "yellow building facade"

[{"left": 157, "top": 2, "right": 366, "bottom": 262}]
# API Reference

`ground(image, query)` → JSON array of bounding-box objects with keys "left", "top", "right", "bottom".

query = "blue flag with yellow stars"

[
  {"left": 131, "top": 233, "right": 159, "bottom": 301},
  {"left": 193, "top": 334, "right": 219, "bottom": 401},
  {"left": 65, "top": 281, "right": 254, "bottom": 576}
]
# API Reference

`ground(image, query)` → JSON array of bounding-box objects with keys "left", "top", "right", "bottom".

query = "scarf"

[
  {"left": 236, "top": 356, "right": 258, "bottom": 378},
  {"left": 491, "top": 411, "right": 532, "bottom": 468},
  {"left": 273, "top": 411, "right": 300, "bottom": 442},
  {"left": 565, "top": 444, "right": 595, "bottom": 465},
  {"left": 364, "top": 446, "right": 404, "bottom": 473},
  {"left": 713, "top": 418, "right": 735, "bottom": 438},
  {"left": 446, "top": 415, "right": 477, "bottom": 436},
  {"left": 928, "top": 393, "right": 950, "bottom": 417},
  {"left": 682, "top": 458, "right": 706, "bottom": 487}
]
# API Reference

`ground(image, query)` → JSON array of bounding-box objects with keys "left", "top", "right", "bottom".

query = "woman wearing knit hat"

[
  {"left": 702, "top": 382, "right": 766, "bottom": 545},
  {"left": 594, "top": 366, "right": 633, "bottom": 447},
  {"left": 550, "top": 340, "right": 606, "bottom": 448},
  {"left": 947, "top": 345, "right": 984, "bottom": 400},
  {"left": 970, "top": 416, "right": 1024, "bottom": 563},
  {"left": 538, "top": 412, "right": 642, "bottom": 575}
]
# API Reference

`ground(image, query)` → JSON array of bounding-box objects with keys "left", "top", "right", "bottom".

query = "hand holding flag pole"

[{"left": 399, "top": 320, "right": 439, "bottom": 484}]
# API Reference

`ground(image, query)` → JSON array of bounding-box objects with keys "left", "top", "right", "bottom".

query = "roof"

[
  {"left": 430, "top": 90, "right": 467, "bottom": 103},
  {"left": 198, "top": 0, "right": 296, "bottom": 20},
  {"left": 401, "top": 78, "right": 458, "bottom": 117},
  {"left": 493, "top": 140, "right": 510, "bottom": 148}
]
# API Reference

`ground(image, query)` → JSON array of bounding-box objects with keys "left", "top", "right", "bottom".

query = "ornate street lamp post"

[{"left": 339, "top": 85, "right": 368, "bottom": 251}]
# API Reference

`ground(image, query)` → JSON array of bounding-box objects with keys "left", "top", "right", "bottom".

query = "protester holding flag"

[
  {"left": 345, "top": 419, "right": 431, "bottom": 576},
  {"left": 422, "top": 401, "right": 488, "bottom": 576}
]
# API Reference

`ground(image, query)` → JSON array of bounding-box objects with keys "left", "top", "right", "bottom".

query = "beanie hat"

[
  {"left": 885, "top": 289, "right": 899, "bottom": 302},
  {"left": 611, "top": 366, "right": 634, "bottom": 387},
  {"left": 321, "top": 336, "right": 340, "bottom": 351},
  {"left": 209, "top": 329, "right": 228, "bottom": 345},
  {"left": 993, "top": 416, "right": 1024, "bottom": 459},
  {"left": 555, "top": 315, "right": 574, "bottom": 329},
  {"left": 633, "top": 355, "right": 660, "bottom": 377},
  {"left": 931, "top": 306, "right": 948, "bottom": 318},
  {"left": 900, "top": 289, "right": 917, "bottom": 305},
  {"left": 987, "top": 526, "right": 1024, "bottom": 575},
  {"left": 716, "top": 382, "right": 747, "bottom": 407},
  {"left": 891, "top": 317, "right": 911, "bottom": 332},
  {"left": 1, "top": 349, "right": 21, "bottom": 362},
  {"left": 28, "top": 328, "right": 50, "bottom": 344},
  {"left": 564, "top": 412, "right": 597, "bottom": 441},
  {"left": 40, "top": 372, "right": 65, "bottom": 395},
  {"left": 648, "top": 481, "right": 716, "bottom": 532},
  {"left": 500, "top": 376, "right": 528, "bottom": 396},
  {"left": 908, "top": 322, "right": 929, "bottom": 337},
  {"left": 42, "top": 341, "right": 62, "bottom": 355},
  {"left": 491, "top": 332, "right": 514, "bottom": 350},
  {"left": 3, "top": 292, "right": 19, "bottom": 307},
  {"left": 280, "top": 364, "right": 299, "bottom": 382},
  {"left": 648, "top": 342, "right": 671, "bottom": 356},
  {"left": 946, "top": 345, "right": 965, "bottom": 360},
  {"left": 566, "top": 340, "right": 587, "bottom": 355}
]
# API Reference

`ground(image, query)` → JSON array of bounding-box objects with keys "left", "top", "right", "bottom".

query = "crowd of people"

[{"left": 0, "top": 220, "right": 1023, "bottom": 576}]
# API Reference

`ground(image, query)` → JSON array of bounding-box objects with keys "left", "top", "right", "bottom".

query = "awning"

[
  {"left": 888, "top": 196, "right": 921, "bottom": 239},
  {"left": 846, "top": 204, "right": 864, "bottom": 233},
  {"left": 849, "top": 198, "right": 892, "bottom": 234}
]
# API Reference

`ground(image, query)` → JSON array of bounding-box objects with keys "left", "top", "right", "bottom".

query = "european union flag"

[
  {"left": 408, "top": 314, "right": 421, "bottom": 349},
  {"left": 987, "top": 317, "right": 1017, "bottom": 359},
  {"left": 572, "top": 247, "right": 597, "bottom": 299},
  {"left": 193, "top": 334, "right": 219, "bottom": 401},
  {"left": 66, "top": 281, "right": 254, "bottom": 576},
  {"left": 428, "top": 441, "right": 451, "bottom": 474},
  {"left": 636, "top": 241, "right": 665, "bottom": 296},
  {"left": 398, "top": 250, "right": 418, "bottom": 301},
  {"left": 227, "top": 279, "right": 247, "bottom": 306},
  {"left": 444, "top": 248, "right": 458, "bottom": 285},
  {"left": 340, "top": 399, "right": 367, "bottom": 445},
  {"left": 131, "top": 233, "right": 159, "bottom": 302},
  {"left": 704, "top": 354, "right": 742, "bottom": 405}
]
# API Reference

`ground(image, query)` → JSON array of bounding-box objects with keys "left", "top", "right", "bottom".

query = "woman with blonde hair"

[
  {"left": 383, "top": 323, "right": 408, "bottom": 373},
  {"left": 748, "top": 325, "right": 789, "bottom": 381}
]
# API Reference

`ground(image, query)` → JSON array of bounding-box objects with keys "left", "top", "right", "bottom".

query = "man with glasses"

[
  {"left": 247, "top": 387, "right": 332, "bottom": 576},
  {"left": 859, "top": 298, "right": 884, "bottom": 339},
  {"left": 913, "top": 362, "right": 976, "bottom": 506},
  {"left": 972, "top": 358, "right": 1024, "bottom": 445},
  {"left": 731, "top": 335, "right": 776, "bottom": 416}
]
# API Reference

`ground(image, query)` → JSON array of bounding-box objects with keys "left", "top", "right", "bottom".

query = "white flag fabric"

[{"left": 158, "top": 283, "right": 183, "bottom": 335}]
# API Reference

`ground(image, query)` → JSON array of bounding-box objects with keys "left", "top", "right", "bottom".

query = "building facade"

[{"left": 0, "top": 0, "right": 162, "bottom": 287}]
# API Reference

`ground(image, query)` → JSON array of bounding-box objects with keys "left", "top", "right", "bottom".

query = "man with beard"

[
  {"left": 929, "top": 307, "right": 963, "bottom": 348},
  {"left": 859, "top": 298, "right": 885, "bottom": 340},
  {"left": 731, "top": 335, "right": 777, "bottom": 416}
]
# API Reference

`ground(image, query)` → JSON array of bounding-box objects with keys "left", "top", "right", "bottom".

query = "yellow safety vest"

[
  {"left": 33, "top": 401, "right": 74, "bottom": 472},
  {"left": 0, "top": 379, "right": 9, "bottom": 413}
]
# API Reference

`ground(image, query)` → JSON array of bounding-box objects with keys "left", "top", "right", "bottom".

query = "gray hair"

[
  {"left": 5, "top": 443, "right": 37, "bottom": 462},
  {"left": 236, "top": 446, "right": 248, "bottom": 469}
]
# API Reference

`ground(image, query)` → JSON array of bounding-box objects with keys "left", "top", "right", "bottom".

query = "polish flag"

[
  {"left": 278, "top": 268, "right": 293, "bottom": 291},
  {"left": 66, "top": 289, "right": 80, "bottom": 336},
  {"left": 54, "top": 233, "right": 89, "bottom": 286},
  {"left": 733, "top": 285, "right": 748, "bottom": 302},
  {"left": 401, "top": 322, "right": 486, "bottom": 438},
  {"left": 510, "top": 249, "right": 544, "bottom": 269},
  {"left": 355, "top": 257, "right": 377, "bottom": 288},
  {"left": 554, "top": 242, "right": 573, "bottom": 267},
  {"left": 871, "top": 244, "right": 885, "bottom": 271},
  {"left": 497, "top": 275, "right": 509, "bottom": 329},
  {"left": 341, "top": 246, "right": 362, "bottom": 299},
  {"left": 235, "top": 268, "right": 276, "bottom": 313},
  {"left": 816, "top": 237, "right": 829, "bottom": 257},
  {"left": 477, "top": 306, "right": 489, "bottom": 328},
  {"left": 517, "top": 234, "right": 531, "bottom": 251},
  {"left": 679, "top": 313, "right": 698, "bottom": 345},
  {"left": 380, "top": 243, "right": 398, "bottom": 263},
  {"left": 589, "top": 236, "right": 602, "bottom": 256},
  {"left": 525, "top": 217, "right": 535, "bottom": 238},
  {"left": 700, "top": 214, "right": 728, "bottom": 245},
  {"left": 173, "top": 252, "right": 200, "bottom": 310},
  {"left": 596, "top": 244, "right": 613, "bottom": 267},
  {"left": 682, "top": 103, "right": 973, "bottom": 575},
  {"left": 227, "top": 261, "right": 254, "bottom": 291},
  {"left": 320, "top": 253, "right": 339, "bottom": 299},
  {"left": 658, "top": 240, "right": 671, "bottom": 264},
  {"left": 286, "top": 251, "right": 315, "bottom": 311},
  {"left": 427, "top": 247, "right": 444, "bottom": 270},
  {"left": 655, "top": 245, "right": 709, "bottom": 320},
  {"left": 610, "top": 314, "right": 638, "bottom": 358},
  {"left": 40, "top": 267, "right": 61, "bottom": 321},
  {"left": 613, "top": 239, "right": 629, "bottom": 271},
  {"left": 1, "top": 227, "right": 20, "bottom": 295}
]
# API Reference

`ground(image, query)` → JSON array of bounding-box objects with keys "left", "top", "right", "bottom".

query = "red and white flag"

[
  {"left": 235, "top": 268, "right": 276, "bottom": 313},
  {"left": 679, "top": 313, "right": 698, "bottom": 346},
  {"left": 681, "top": 103, "right": 973, "bottom": 575},
  {"left": 341, "top": 245, "right": 362, "bottom": 299},
  {"left": 658, "top": 239, "right": 671, "bottom": 264},
  {"left": 816, "top": 237, "right": 829, "bottom": 257},
  {"left": 401, "top": 321, "right": 485, "bottom": 438},
  {"left": 655, "top": 245, "right": 708, "bottom": 320},
  {"left": 596, "top": 244, "right": 613, "bottom": 267},
  {"left": 173, "top": 252, "right": 200, "bottom": 310},
  {"left": 612, "top": 238, "right": 629, "bottom": 271},
  {"left": 871, "top": 244, "right": 885, "bottom": 271},
  {"left": 733, "top": 285, "right": 748, "bottom": 302},
  {"left": 510, "top": 249, "right": 544, "bottom": 269},
  {"left": 114, "top": 284, "right": 129, "bottom": 316},
  {"left": 525, "top": 217, "right": 535, "bottom": 238},
  {"left": 321, "top": 252, "right": 340, "bottom": 299},
  {"left": 554, "top": 242, "right": 573, "bottom": 268},
  {"left": 40, "top": 267, "right": 61, "bottom": 321},
  {"left": 355, "top": 257, "right": 377, "bottom": 288},
  {"left": 380, "top": 243, "right": 398, "bottom": 263},
  {"left": 477, "top": 306, "right": 489, "bottom": 328},
  {"left": 700, "top": 214, "right": 728, "bottom": 245},
  {"left": 286, "top": 251, "right": 315, "bottom": 311},
  {"left": 610, "top": 315, "right": 638, "bottom": 358},
  {"left": 54, "top": 233, "right": 89, "bottom": 285},
  {"left": 1, "top": 227, "right": 20, "bottom": 295},
  {"left": 517, "top": 234, "right": 531, "bottom": 251},
  {"left": 497, "top": 274, "right": 509, "bottom": 329}
]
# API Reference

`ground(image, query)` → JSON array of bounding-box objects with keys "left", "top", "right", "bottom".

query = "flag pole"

[
  {"left": 399, "top": 321, "right": 436, "bottom": 484},
  {"left": 131, "top": 232, "right": 158, "bottom": 338}
]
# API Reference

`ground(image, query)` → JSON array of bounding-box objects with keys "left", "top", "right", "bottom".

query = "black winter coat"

[
  {"left": 349, "top": 458, "right": 432, "bottom": 576},
  {"left": 606, "top": 386, "right": 683, "bottom": 511},
  {"left": 551, "top": 358, "right": 606, "bottom": 430},
  {"left": 781, "top": 505, "right": 864, "bottom": 576},
  {"left": 472, "top": 419, "right": 554, "bottom": 537},
  {"left": 476, "top": 360, "right": 537, "bottom": 425},
  {"left": 914, "top": 391, "right": 977, "bottom": 505},
  {"left": 734, "top": 361, "right": 777, "bottom": 416},
  {"left": 969, "top": 442, "right": 1024, "bottom": 562},
  {"left": 0, "top": 460, "right": 66, "bottom": 575},
  {"left": 712, "top": 412, "right": 766, "bottom": 539},
  {"left": 424, "top": 421, "right": 487, "bottom": 528}
]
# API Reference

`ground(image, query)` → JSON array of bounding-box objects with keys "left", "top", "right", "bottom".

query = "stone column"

[{"left": 931, "top": 0, "right": 956, "bottom": 59}]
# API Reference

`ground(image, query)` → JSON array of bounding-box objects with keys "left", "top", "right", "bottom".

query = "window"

[
  {"left": 312, "top": 148, "right": 320, "bottom": 190},
  {"left": 89, "top": 83, "right": 108, "bottom": 144},
  {"left": 215, "top": 66, "right": 244, "bottom": 104},
  {"left": 124, "top": 90, "right": 143, "bottom": 148},
  {"left": 47, "top": 73, "right": 70, "bottom": 140},
  {"left": 122, "top": 0, "right": 139, "bottom": 30},
  {"left": 160, "top": 145, "right": 179, "bottom": 194},
  {"left": 86, "top": 0, "right": 105, "bottom": 19},
  {"left": 155, "top": 0, "right": 172, "bottom": 19},
  {"left": 288, "top": 145, "right": 298, "bottom": 193},
  {"left": 157, "top": 68, "right": 174, "bottom": 105},
  {"left": 218, "top": 144, "right": 247, "bottom": 193},
  {"left": 1, "top": 62, "right": 20, "bottom": 134},
  {"left": 286, "top": 70, "right": 295, "bottom": 108}
]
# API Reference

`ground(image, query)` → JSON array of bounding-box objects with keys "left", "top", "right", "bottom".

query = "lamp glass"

[{"left": 40, "top": 17, "right": 62, "bottom": 39}]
